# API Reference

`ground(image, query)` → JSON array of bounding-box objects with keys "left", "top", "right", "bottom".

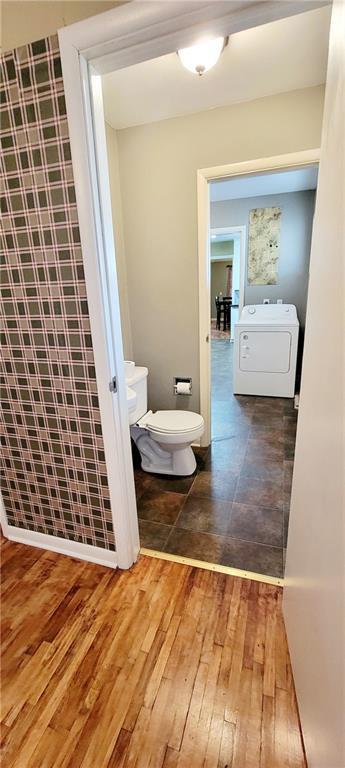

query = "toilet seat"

[{"left": 138, "top": 410, "right": 204, "bottom": 435}]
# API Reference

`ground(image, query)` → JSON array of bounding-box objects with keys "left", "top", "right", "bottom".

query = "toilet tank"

[{"left": 124, "top": 361, "right": 148, "bottom": 424}]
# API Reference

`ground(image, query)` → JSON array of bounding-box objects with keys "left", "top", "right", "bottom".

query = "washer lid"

[{"left": 146, "top": 410, "right": 204, "bottom": 434}]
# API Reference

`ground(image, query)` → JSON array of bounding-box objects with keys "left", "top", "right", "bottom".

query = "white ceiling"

[
  {"left": 102, "top": 6, "right": 331, "bottom": 130},
  {"left": 210, "top": 166, "right": 319, "bottom": 202}
]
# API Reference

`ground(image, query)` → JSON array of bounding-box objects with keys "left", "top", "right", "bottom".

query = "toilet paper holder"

[{"left": 174, "top": 377, "right": 192, "bottom": 395}]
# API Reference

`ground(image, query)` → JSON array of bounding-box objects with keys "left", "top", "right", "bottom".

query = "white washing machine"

[{"left": 233, "top": 304, "right": 299, "bottom": 398}]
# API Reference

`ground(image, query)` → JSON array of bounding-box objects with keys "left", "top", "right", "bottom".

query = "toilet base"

[
  {"left": 141, "top": 445, "right": 196, "bottom": 477},
  {"left": 131, "top": 427, "right": 197, "bottom": 476}
]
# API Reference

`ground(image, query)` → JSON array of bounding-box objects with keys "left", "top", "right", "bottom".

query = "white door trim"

[
  {"left": 55, "top": 3, "right": 322, "bottom": 568},
  {"left": 197, "top": 149, "right": 320, "bottom": 447},
  {"left": 57, "top": 1, "right": 325, "bottom": 75},
  {"left": 206, "top": 225, "right": 246, "bottom": 445},
  {"left": 58, "top": 29, "right": 141, "bottom": 570},
  {"left": 210, "top": 224, "right": 247, "bottom": 317}
]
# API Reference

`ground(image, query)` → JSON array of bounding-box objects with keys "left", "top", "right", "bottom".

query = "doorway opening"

[
  {"left": 58, "top": 2, "right": 327, "bottom": 579},
  {"left": 202, "top": 163, "right": 319, "bottom": 576},
  {"left": 210, "top": 226, "right": 245, "bottom": 344},
  {"left": 103, "top": 80, "right": 318, "bottom": 577},
  {"left": 98, "top": 55, "right": 319, "bottom": 581}
]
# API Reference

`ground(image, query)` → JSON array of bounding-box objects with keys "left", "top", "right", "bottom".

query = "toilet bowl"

[{"left": 125, "top": 362, "right": 204, "bottom": 476}]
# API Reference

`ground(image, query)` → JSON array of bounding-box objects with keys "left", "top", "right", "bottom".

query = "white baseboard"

[
  {"left": 0, "top": 491, "right": 9, "bottom": 538},
  {"left": 3, "top": 524, "right": 118, "bottom": 569}
]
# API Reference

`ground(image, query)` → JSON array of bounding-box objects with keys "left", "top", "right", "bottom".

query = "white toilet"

[{"left": 125, "top": 361, "right": 204, "bottom": 476}]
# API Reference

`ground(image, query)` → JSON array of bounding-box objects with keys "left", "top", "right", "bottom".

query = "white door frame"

[
  {"left": 210, "top": 224, "right": 247, "bottom": 319},
  {"left": 197, "top": 149, "right": 320, "bottom": 447},
  {"left": 57, "top": 2, "right": 323, "bottom": 568}
]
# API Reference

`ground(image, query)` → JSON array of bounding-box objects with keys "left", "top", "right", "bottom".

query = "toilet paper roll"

[{"left": 176, "top": 381, "right": 191, "bottom": 395}]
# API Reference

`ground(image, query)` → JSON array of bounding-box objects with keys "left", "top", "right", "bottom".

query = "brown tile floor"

[{"left": 134, "top": 338, "right": 297, "bottom": 578}]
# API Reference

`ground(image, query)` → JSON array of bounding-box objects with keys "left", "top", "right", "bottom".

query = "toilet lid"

[{"left": 146, "top": 410, "right": 204, "bottom": 434}]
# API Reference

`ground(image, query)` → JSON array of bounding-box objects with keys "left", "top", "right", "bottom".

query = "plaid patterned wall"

[{"left": 1, "top": 35, "right": 115, "bottom": 551}]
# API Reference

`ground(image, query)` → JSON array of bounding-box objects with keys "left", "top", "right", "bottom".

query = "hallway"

[{"left": 1, "top": 541, "right": 306, "bottom": 768}]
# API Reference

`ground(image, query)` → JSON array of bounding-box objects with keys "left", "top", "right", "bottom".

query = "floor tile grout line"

[
  {"left": 138, "top": 518, "right": 173, "bottom": 552},
  {"left": 137, "top": 484, "right": 191, "bottom": 499},
  {"left": 140, "top": 510, "right": 284, "bottom": 551},
  {"left": 162, "top": 525, "right": 173, "bottom": 551},
  {"left": 139, "top": 489, "right": 284, "bottom": 524},
  {"left": 231, "top": 414, "right": 254, "bottom": 501},
  {"left": 223, "top": 533, "right": 284, "bottom": 552},
  {"left": 172, "top": 489, "right": 194, "bottom": 530},
  {"left": 165, "top": 522, "right": 284, "bottom": 552}
]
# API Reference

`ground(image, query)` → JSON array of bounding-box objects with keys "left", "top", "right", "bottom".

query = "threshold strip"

[{"left": 140, "top": 547, "right": 283, "bottom": 586}]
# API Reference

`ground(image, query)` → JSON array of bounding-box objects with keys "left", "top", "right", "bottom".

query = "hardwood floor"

[{"left": 1, "top": 540, "right": 306, "bottom": 768}]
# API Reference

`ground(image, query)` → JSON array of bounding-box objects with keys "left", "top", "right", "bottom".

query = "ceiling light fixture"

[{"left": 177, "top": 37, "right": 228, "bottom": 76}]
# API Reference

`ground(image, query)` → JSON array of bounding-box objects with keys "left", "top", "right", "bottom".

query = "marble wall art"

[{"left": 247, "top": 207, "right": 281, "bottom": 285}]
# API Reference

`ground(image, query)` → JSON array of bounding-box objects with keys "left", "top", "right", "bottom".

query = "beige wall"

[
  {"left": 105, "top": 122, "right": 133, "bottom": 360},
  {"left": 0, "top": 1, "right": 122, "bottom": 52},
  {"left": 112, "top": 85, "right": 324, "bottom": 413},
  {"left": 283, "top": 2, "right": 345, "bottom": 766}
]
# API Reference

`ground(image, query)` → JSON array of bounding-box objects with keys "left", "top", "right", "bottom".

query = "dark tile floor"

[{"left": 134, "top": 339, "right": 297, "bottom": 578}]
